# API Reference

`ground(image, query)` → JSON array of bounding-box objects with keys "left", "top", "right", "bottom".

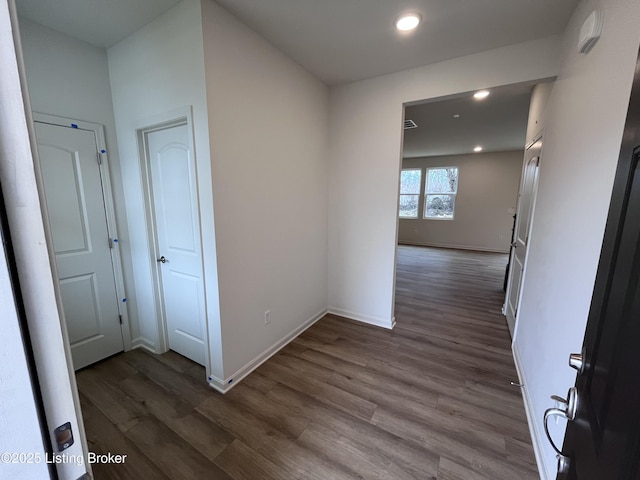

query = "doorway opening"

[
  {"left": 394, "top": 81, "right": 549, "bottom": 338},
  {"left": 137, "top": 111, "right": 208, "bottom": 367},
  {"left": 389, "top": 83, "right": 549, "bottom": 479}
]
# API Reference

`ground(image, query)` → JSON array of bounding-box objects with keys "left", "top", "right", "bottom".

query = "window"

[
  {"left": 399, "top": 169, "right": 422, "bottom": 218},
  {"left": 425, "top": 167, "right": 458, "bottom": 219}
]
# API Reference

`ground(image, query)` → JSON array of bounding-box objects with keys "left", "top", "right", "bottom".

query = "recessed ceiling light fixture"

[
  {"left": 395, "top": 13, "right": 422, "bottom": 31},
  {"left": 453, "top": 114, "right": 460, "bottom": 118},
  {"left": 474, "top": 146, "right": 483, "bottom": 152},
  {"left": 473, "top": 90, "right": 490, "bottom": 100}
]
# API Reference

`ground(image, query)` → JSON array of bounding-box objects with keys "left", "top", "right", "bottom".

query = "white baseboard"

[
  {"left": 513, "top": 342, "right": 549, "bottom": 480},
  {"left": 398, "top": 240, "right": 509, "bottom": 254},
  {"left": 131, "top": 336, "right": 158, "bottom": 354},
  {"left": 327, "top": 307, "right": 396, "bottom": 330},
  {"left": 207, "top": 308, "right": 328, "bottom": 394}
]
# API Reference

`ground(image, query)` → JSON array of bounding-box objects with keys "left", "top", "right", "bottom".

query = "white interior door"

[
  {"left": 505, "top": 137, "right": 542, "bottom": 336},
  {"left": 146, "top": 122, "right": 206, "bottom": 366},
  {"left": 35, "top": 122, "right": 124, "bottom": 369}
]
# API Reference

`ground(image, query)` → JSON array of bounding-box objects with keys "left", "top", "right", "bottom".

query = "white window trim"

[
  {"left": 399, "top": 168, "right": 422, "bottom": 219},
  {"left": 424, "top": 166, "right": 458, "bottom": 221}
]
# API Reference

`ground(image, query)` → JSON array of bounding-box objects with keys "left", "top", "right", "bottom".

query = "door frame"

[
  {"left": 135, "top": 107, "right": 210, "bottom": 367},
  {"left": 1, "top": 2, "right": 89, "bottom": 477},
  {"left": 503, "top": 132, "right": 543, "bottom": 340},
  {"left": 34, "top": 112, "right": 132, "bottom": 352},
  {"left": 557, "top": 44, "right": 640, "bottom": 479}
]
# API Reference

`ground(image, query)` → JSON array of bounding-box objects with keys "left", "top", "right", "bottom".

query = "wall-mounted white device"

[{"left": 578, "top": 10, "right": 604, "bottom": 54}]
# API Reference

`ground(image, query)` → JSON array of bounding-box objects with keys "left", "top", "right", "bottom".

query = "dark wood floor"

[{"left": 77, "top": 245, "right": 538, "bottom": 480}]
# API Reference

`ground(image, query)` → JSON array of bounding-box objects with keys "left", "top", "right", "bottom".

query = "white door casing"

[
  {"left": 505, "top": 136, "right": 542, "bottom": 337},
  {"left": 144, "top": 121, "right": 207, "bottom": 366},
  {"left": 35, "top": 120, "right": 125, "bottom": 369},
  {"left": 2, "top": 7, "right": 90, "bottom": 475}
]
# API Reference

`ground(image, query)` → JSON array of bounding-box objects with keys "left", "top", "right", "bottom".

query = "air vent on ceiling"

[{"left": 404, "top": 119, "right": 418, "bottom": 129}]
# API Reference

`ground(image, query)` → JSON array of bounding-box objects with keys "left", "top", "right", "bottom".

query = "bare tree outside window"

[
  {"left": 425, "top": 167, "right": 458, "bottom": 219},
  {"left": 399, "top": 169, "right": 421, "bottom": 218}
]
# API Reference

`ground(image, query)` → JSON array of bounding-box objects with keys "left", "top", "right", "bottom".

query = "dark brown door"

[{"left": 558, "top": 48, "right": 640, "bottom": 479}]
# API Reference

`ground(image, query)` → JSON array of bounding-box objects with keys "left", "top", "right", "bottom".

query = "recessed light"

[
  {"left": 396, "top": 13, "right": 422, "bottom": 31},
  {"left": 474, "top": 146, "right": 483, "bottom": 152},
  {"left": 473, "top": 90, "right": 490, "bottom": 100},
  {"left": 453, "top": 114, "right": 460, "bottom": 118}
]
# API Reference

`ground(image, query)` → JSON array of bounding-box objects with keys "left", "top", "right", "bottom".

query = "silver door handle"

[
  {"left": 544, "top": 387, "right": 578, "bottom": 456},
  {"left": 569, "top": 351, "right": 584, "bottom": 374},
  {"left": 557, "top": 455, "right": 571, "bottom": 477},
  {"left": 157, "top": 256, "right": 167, "bottom": 264}
]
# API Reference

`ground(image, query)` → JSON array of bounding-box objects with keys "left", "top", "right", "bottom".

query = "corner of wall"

[
  {"left": 326, "top": 308, "right": 396, "bottom": 330},
  {"left": 209, "top": 307, "right": 327, "bottom": 394}
]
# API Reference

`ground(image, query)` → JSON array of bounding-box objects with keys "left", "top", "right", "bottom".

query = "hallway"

[
  {"left": 76, "top": 246, "right": 537, "bottom": 479},
  {"left": 393, "top": 245, "right": 537, "bottom": 478}
]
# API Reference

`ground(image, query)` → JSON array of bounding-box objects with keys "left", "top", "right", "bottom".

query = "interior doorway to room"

[
  {"left": 138, "top": 116, "right": 207, "bottom": 366},
  {"left": 394, "top": 82, "right": 544, "bottom": 334},
  {"left": 33, "top": 115, "right": 129, "bottom": 370},
  {"left": 391, "top": 84, "right": 548, "bottom": 480}
]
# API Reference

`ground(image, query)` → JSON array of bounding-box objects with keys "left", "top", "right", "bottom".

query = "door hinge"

[
  {"left": 108, "top": 237, "right": 113, "bottom": 249},
  {"left": 97, "top": 151, "right": 103, "bottom": 165},
  {"left": 119, "top": 315, "right": 123, "bottom": 325}
]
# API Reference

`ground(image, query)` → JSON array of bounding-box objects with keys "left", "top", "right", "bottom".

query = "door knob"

[
  {"left": 157, "top": 256, "right": 167, "bottom": 264},
  {"left": 544, "top": 387, "right": 578, "bottom": 456}
]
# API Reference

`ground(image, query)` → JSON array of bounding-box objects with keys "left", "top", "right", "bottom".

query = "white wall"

[
  {"left": 18, "top": 19, "right": 138, "bottom": 345},
  {"left": 327, "top": 36, "right": 561, "bottom": 328},
  {"left": 107, "top": 0, "right": 223, "bottom": 376},
  {"left": 525, "top": 82, "right": 554, "bottom": 145},
  {"left": 399, "top": 151, "right": 522, "bottom": 253},
  {"left": 201, "top": 0, "right": 329, "bottom": 382},
  {"left": 513, "top": 0, "right": 640, "bottom": 478}
]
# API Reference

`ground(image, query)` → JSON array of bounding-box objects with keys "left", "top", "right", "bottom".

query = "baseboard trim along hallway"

[{"left": 75, "top": 245, "right": 538, "bottom": 479}]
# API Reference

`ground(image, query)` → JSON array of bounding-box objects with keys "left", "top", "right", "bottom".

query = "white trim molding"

[
  {"left": 398, "top": 240, "right": 509, "bottom": 254},
  {"left": 131, "top": 336, "right": 158, "bottom": 354},
  {"left": 513, "top": 342, "right": 550, "bottom": 480},
  {"left": 0, "top": 4, "right": 89, "bottom": 477},
  {"left": 208, "top": 308, "right": 328, "bottom": 394},
  {"left": 327, "top": 307, "right": 396, "bottom": 330}
]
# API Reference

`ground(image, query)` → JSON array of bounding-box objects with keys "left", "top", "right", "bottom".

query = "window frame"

[
  {"left": 423, "top": 166, "right": 459, "bottom": 221},
  {"left": 398, "top": 168, "right": 422, "bottom": 219}
]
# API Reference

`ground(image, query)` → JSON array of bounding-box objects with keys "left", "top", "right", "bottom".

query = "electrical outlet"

[{"left": 264, "top": 310, "right": 271, "bottom": 325}]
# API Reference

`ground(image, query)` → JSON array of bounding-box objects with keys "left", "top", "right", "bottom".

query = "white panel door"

[
  {"left": 146, "top": 123, "right": 206, "bottom": 366},
  {"left": 505, "top": 137, "right": 541, "bottom": 336},
  {"left": 35, "top": 122, "right": 124, "bottom": 369}
]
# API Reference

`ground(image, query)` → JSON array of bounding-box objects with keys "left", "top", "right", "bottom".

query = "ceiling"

[
  {"left": 215, "top": 0, "right": 578, "bottom": 85},
  {"left": 15, "top": 0, "right": 578, "bottom": 85},
  {"left": 15, "top": 0, "right": 182, "bottom": 48},
  {"left": 403, "top": 83, "right": 535, "bottom": 158}
]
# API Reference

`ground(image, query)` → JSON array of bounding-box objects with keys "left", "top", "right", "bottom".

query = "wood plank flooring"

[{"left": 77, "top": 245, "right": 538, "bottom": 479}]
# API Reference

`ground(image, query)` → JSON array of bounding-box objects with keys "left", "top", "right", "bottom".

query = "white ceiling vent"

[{"left": 404, "top": 119, "right": 418, "bottom": 129}]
